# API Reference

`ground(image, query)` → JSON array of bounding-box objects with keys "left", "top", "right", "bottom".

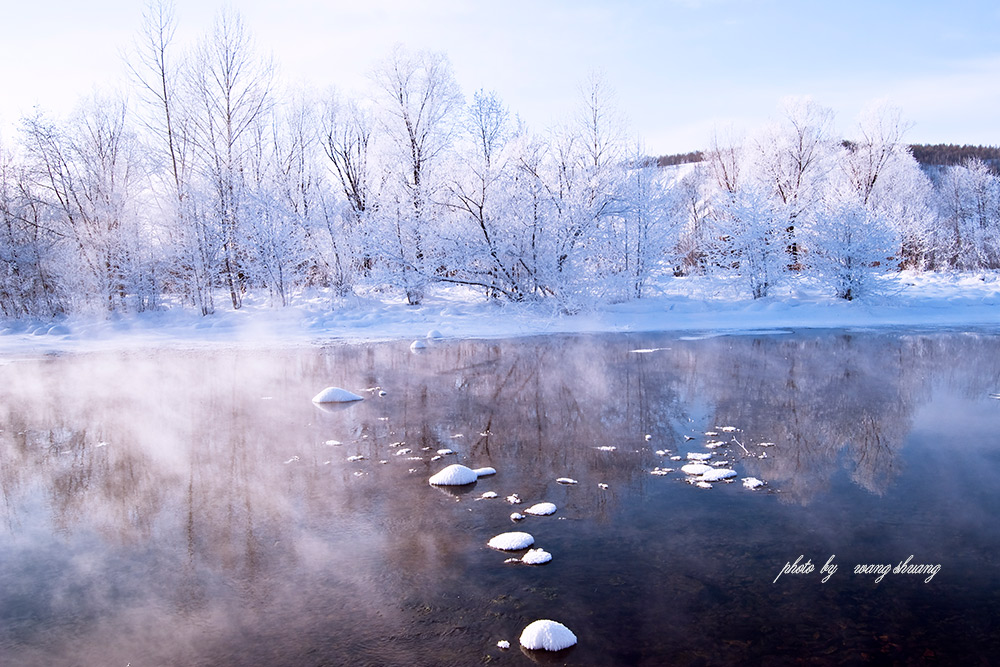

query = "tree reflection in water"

[{"left": 0, "top": 331, "right": 998, "bottom": 665}]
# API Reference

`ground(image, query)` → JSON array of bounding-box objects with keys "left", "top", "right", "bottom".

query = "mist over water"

[{"left": 1, "top": 331, "right": 999, "bottom": 665}]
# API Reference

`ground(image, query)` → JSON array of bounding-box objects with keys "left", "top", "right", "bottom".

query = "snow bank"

[
  {"left": 428, "top": 464, "right": 478, "bottom": 486},
  {"left": 9, "top": 272, "right": 1000, "bottom": 357},
  {"left": 519, "top": 620, "right": 577, "bottom": 651},
  {"left": 311, "top": 387, "right": 363, "bottom": 403},
  {"left": 487, "top": 532, "right": 534, "bottom": 550}
]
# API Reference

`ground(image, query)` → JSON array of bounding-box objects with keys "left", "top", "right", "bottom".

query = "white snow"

[
  {"left": 311, "top": 387, "right": 364, "bottom": 403},
  {"left": 487, "top": 531, "right": 534, "bottom": 550},
  {"left": 681, "top": 463, "right": 713, "bottom": 476},
  {"left": 556, "top": 477, "right": 578, "bottom": 485},
  {"left": 428, "top": 463, "right": 478, "bottom": 486},
  {"left": 699, "top": 468, "right": 737, "bottom": 482},
  {"left": 473, "top": 467, "right": 496, "bottom": 477},
  {"left": 480, "top": 491, "right": 498, "bottom": 499},
  {"left": 524, "top": 502, "right": 557, "bottom": 516},
  {"left": 686, "top": 452, "right": 712, "bottom": 461},
  {"left": 519, "top": 619, "right": 578, "bottom": 651},
  {"left": 595, "top": 446, "right": 617, "bottom": 452},
  {"left": 743, "top": 477, "right": 765, "bottom": 489},
  {"left": 427, "top": 329, "right": 444, "bottom": 339},
  {"left": 521, "top": 548, "right": 553, "bottom": 565},
  {"left": 510, "top": 512, "right": 525, "bottom": 521},
  {"left": 8, "top": 272, "right": 1000, "bottom": 357},
  {"left": 346, "top": 455, "right": 365, "bottom": 462},
  {"left": 436, "top": 448, "right": 455, "bottom": 455},
  {"left": 497, "top": 640, "right": 510, "bottom": 650},
  {"left": 506, "top": 493, "right": 521, "bottom": 504}
]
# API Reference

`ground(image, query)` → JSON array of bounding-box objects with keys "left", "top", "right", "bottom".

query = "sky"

[{"left": 1, "top": 0, "right": 998, "bottom": 155}]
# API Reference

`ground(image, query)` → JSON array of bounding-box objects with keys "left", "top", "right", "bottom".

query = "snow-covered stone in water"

[
  {"left": 521, "top": 548, "right": 552, "bottom": 565},
  {"left": 598, "top": 482, "right": 609, "bottom": 490},
  {"left": 497, "top": 639, "right": 510, "bottom": 650},
  {"left": 506, "top": 493, "right": 521, "bottom": 504},
  {"left": 394, "top": 448, "right": 412, "bottom": 456},
  {"left": 519, "top": 619, "right": 577, "bottom": 651},
  {"left": 704, "top": 431, "right": 718, "bottom": 437},
  {"left": 743, "top": 477, "right": 765, "bottom": 490},
  {"left": 681, "top": 463, "right": 713, "bottom": 476},
  {"left": 705, "top": 440, "right": 725, "bottom": 449},
  {"left": 644, "top": 434, "right": 652, "bottom": 441},
  {"left": 687, "top": 452, "right": 712, "bottom": 461},
  {"left": 595, "top": 446, "right": 616, "bottom": 452},
  {"left": 700, "top": 468, "right": 737, "bottom": 482},
  {"left": 487, "top": 531, "right": 534, "bottom": 551},
  {"left": 670, "top": 455, "right": 682, "bottom": 461},
  {"left": 427, "top": 329, "right": 444, "bottom": 339},
  {"left": 556, "top": 477, "right": 578, "bottom": 485},
  {"left": 481, "top": 491, "right": 498, "bottom": 499},
  {"left": 695, "top": 481, "right": 713, "bottom": 489},
  {"left": 312, "top": 387, "right": 364, "bottom": 403},
  {"left": 524, "top": 502, "right": 557, "bottom": 516},
  {"left": 431, "top": 455, "right": 442, "bottom": 461},
  {"left": 655, "top": 449, "right": 669, "bottom": 456},
  {"left": 473, "top": 467, "right": 496, "bottom": 477},
  {"left": 410, "top": 339, "right": 428, "bottom": 351},
  {"left": 650, "top": 467, "right": 673, "bottom": 476},
  {"left": 759, "top": 442, "right": 775, "bottom": 447},
  {"left": 720, "top": 426, "right": 738, "bottom": 432},
  {"left": 347, "top": 455, "right": 365, "bottom": 462},
  {"left": 510, "top": 512, "right": 525, "bottom": 522},
  {"left": 428, "top": 463, "right": 478, "bottom": 486},
  {"left": 324, "top": 439, "right": 342, "bottom": 446},
  {"left": 378, "top": 390, "right": 388, "bottom": 397},
  {"left": 437, "top": 448, "right": 455, "bottom": 455}
]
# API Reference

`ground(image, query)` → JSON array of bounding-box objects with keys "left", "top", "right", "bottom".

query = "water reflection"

[{"left": 1, "top": 331, "right": 999, "bottom": 664}]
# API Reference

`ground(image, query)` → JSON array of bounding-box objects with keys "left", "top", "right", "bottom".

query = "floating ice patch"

[
  {"left": 473, "top": 467, "right": 496, "bottom": 477},
  {"left": 347, "top": 455, "right": 365, "bottom": 462},
  {"left": 686, "top": 452, "right": 712, "bottom": 461},
  {"left": 519, "top": 619, "right": 577, "bottom": 651},
  {"left": 312, "top": 387, "right": 364, "bottom": 403},
  {"left": 699, "top": 468, "right": 737, "bottom": 482},
  {"left": 595, "top": 446, "right": 617, "bottom": 452},
  {"left": 437, "top": 448, "right": 455, "bottom": 455},
  {"left": 487, "top": 531, "right": 534, "bottom": 551},
  {"left": 521, "top": 548, "right": 552, "bottom": 565},
  {"left": 681, "top": 463, "right": 713, "bottom": 476},
  {"left": 525, "top": 502, "right": 557, "bottom": 516},
  {"left": 556, "top": 477, "right": 578, "bottom": 485},
  {"left": 743, "top": 477, "right": 765, "bottom": 490},
  {"left": 428, "top": 464, "right": 478, "bottom": 486}
]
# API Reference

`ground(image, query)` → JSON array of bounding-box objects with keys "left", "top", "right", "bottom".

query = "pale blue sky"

[{"left": 2, "top": 0, "right": 998, "bottom": 154}]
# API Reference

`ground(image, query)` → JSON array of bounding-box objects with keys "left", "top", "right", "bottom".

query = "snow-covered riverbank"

[{"left": 3, "top": 271, "right": 1000, "bottom": 355}]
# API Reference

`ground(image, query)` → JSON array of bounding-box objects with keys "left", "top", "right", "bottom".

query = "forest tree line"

[{"left": 2, "top": 2, "right": 1000, "bottom": 319}]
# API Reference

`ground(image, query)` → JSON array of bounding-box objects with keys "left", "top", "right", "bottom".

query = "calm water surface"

[{"left": 1, "top": 330, "right": 999, "bottom": 665}]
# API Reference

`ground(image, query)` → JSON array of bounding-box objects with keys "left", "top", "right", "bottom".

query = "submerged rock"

[
  {"left": 519, "top": 619, "right": 577, "bottom": 651},
  {"left": 312, "top": 387, "right": 364, "bottom": 403},
  {"left": 428, "top": 464, "right": 478, "bottom": 486}
]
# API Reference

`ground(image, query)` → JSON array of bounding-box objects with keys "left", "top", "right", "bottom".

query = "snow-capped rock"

[
  {"left": 681, "top": 463, "right": 713, "bottom": 476},
  {"left": 699, "top": 468, "right": 737, "bottom": 482},
  {"left": 519, "top": 619, "right": 577, "bottom": 651},
  {"left": 312, "top": 387, "right": 363, "bottom": 403},
  {"left": 524, "top": 502, "right": 557, "bottom": 516},
  {"left": 428, "top": 463, "right": 478, "bottom": 486},
  {"left": 473, "top": 467, "right": 496, "bottom": 477},
  {"left": 743, "top": 477, "right": 765, "bottom": 490},
  {"left": 521, "top": 548, "right": 552, "bottom": 565},
  {"left": 487, "top": 531, "right": 534, "bottom": 550}
]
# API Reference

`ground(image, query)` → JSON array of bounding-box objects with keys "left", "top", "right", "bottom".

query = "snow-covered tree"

[{"left": 714, "top": 184, "right": 787, "bottom": 299}]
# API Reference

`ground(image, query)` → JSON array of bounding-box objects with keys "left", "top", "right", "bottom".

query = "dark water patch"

[{"left": 0, "top": 331, "right": 999, "bottom": 664}]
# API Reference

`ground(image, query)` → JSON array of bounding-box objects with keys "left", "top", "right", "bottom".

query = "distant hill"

[
  {"left": 908, "top": 144, "right": 1000, "bottom": 169},
  {"left": 652, "top": 144, "right": 1000, "bottom": 172}
]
